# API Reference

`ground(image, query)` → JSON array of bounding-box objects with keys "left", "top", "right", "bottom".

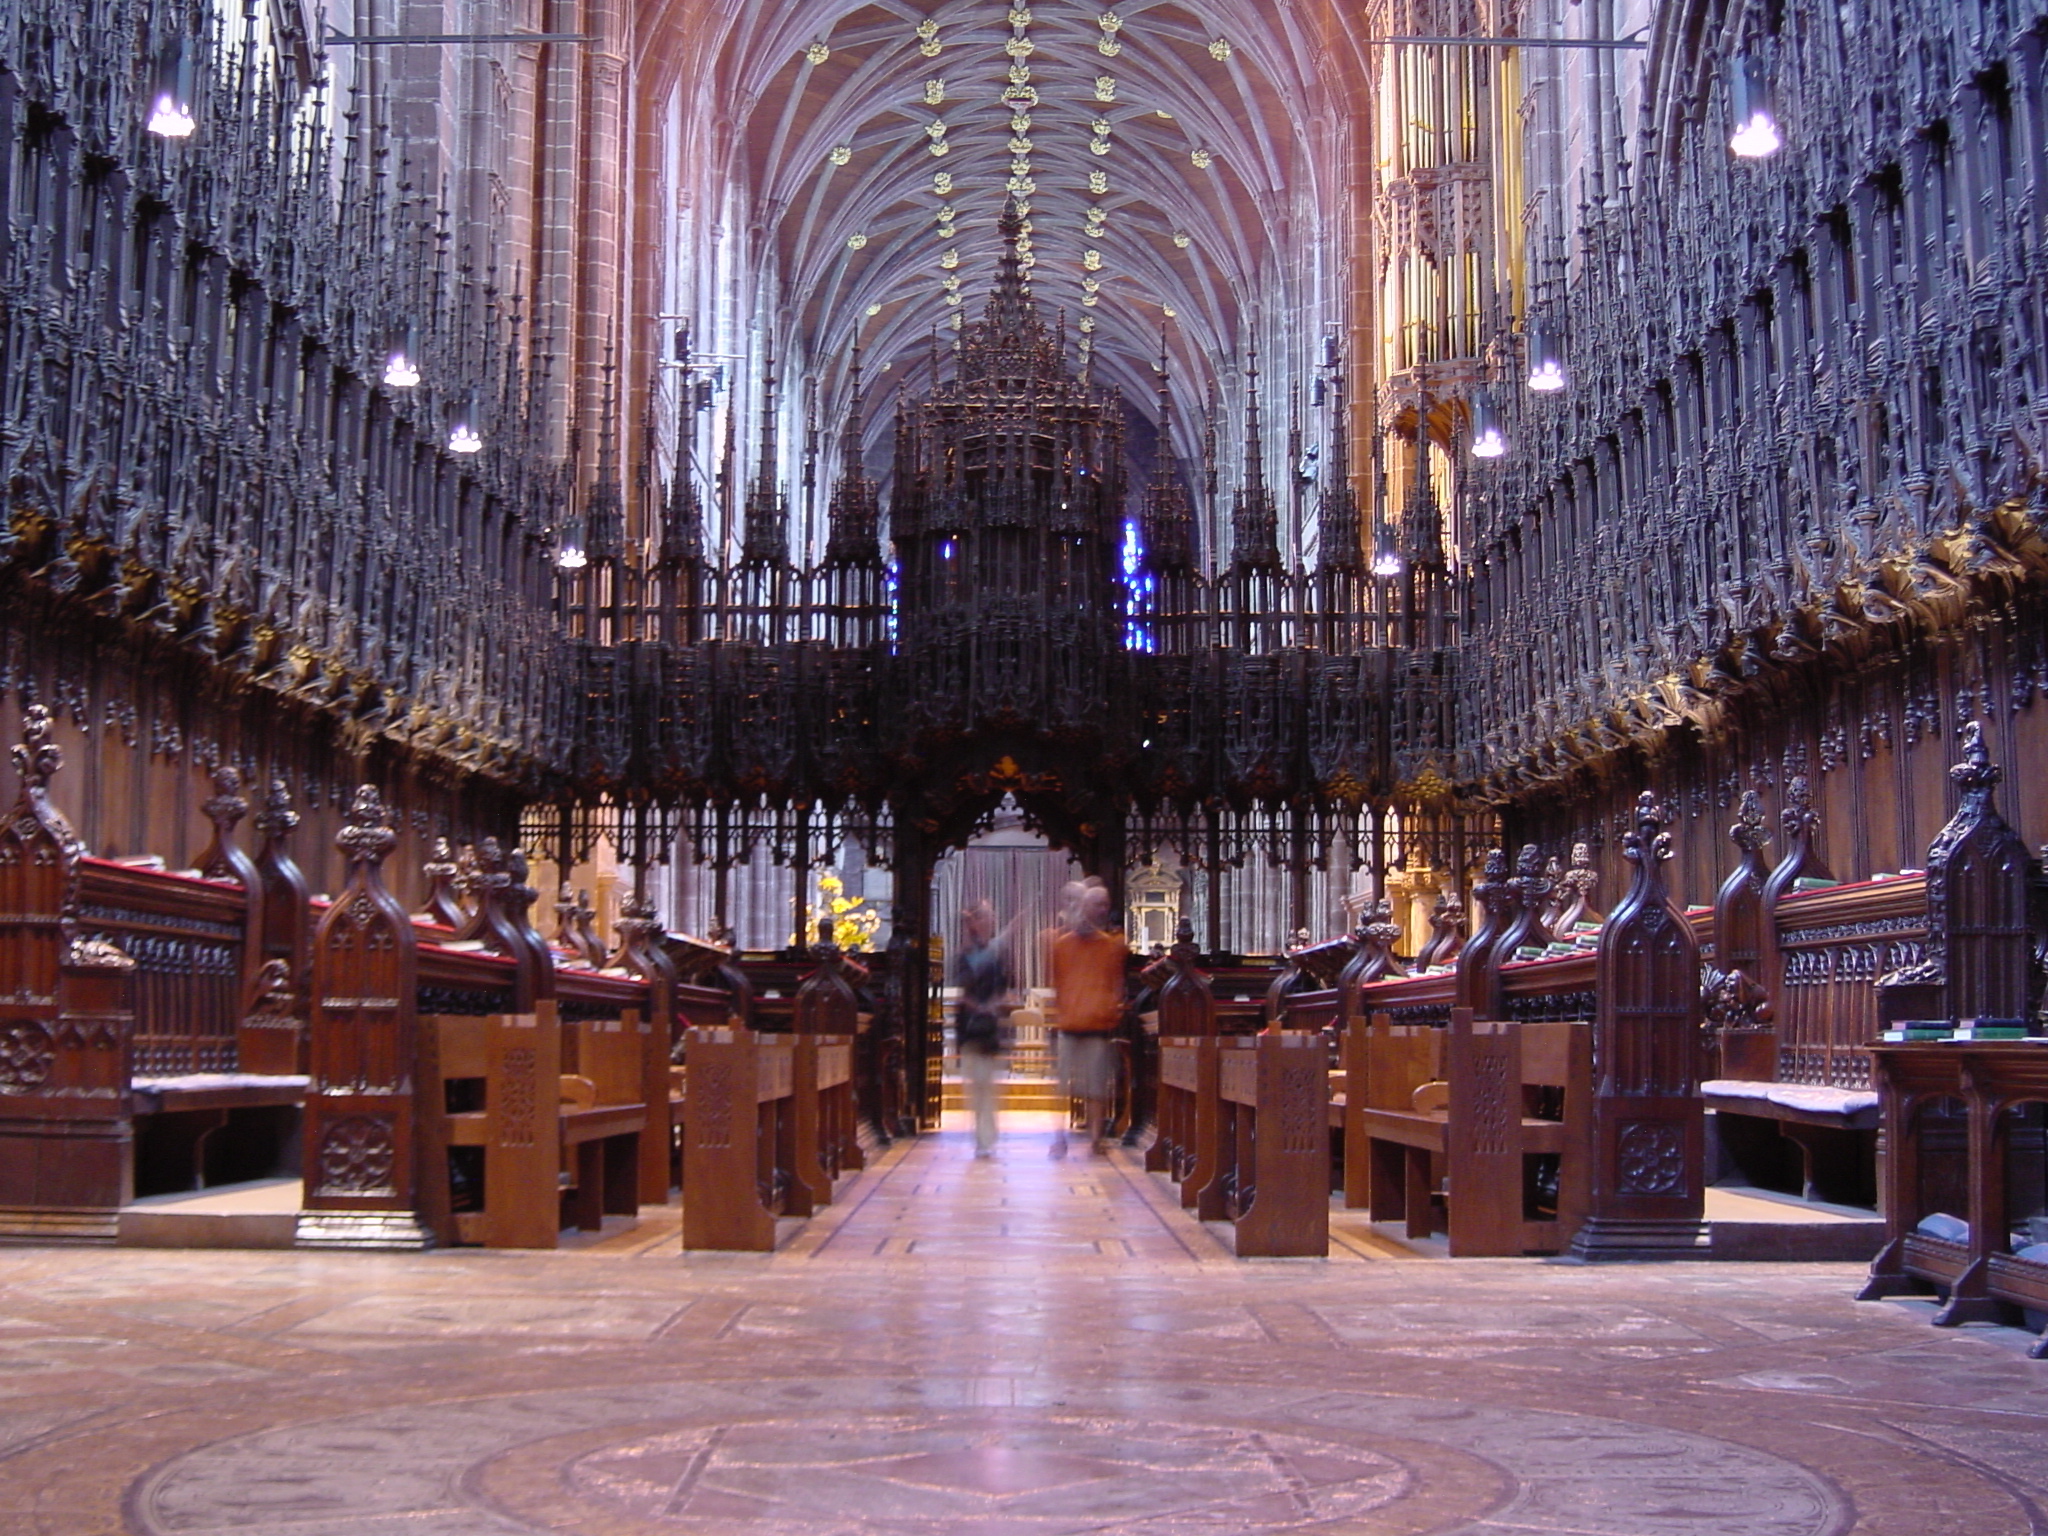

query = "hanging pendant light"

[
  {"left": 1469, "top": 390, "right": 1507, "bottom": 459},
  {"left": 555, "top": 527, "right": 589, "bottom": 570},
  {"left": 1525, "top": 321, "right": 1565, "bottom": 392},
  {"left": 1369, "top": 520, "right": 1405, "bottom": 578},
  {"left": 146, "top": 37, "right": 197, "bottom": 138},
  {"left": 382, "top": 326, "right": 420, "bottom": 389},
  {"left": 1728, "top": 53, "right": 1782, "bottom": 158},
  {"left": 448, "top": 393, "right": 483, "bottom": 454}
]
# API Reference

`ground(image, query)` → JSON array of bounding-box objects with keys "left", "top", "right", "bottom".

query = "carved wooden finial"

[
  {"left": 614, "top": 890, "right": 662, "bottom": 961},
  {"left": 8, "top": 703, "right": 80, "bottom": 858},
  {"left": 1554, "top": 842, "right": 1603, "bottom": 932},
  {"left": 1732, "top": 789, "right": 1770, "bottom": 857},
  {"left": 1455, "top": 847, "right": 1519, "bottom": 1014},
  {"left": 1623, "top": 791, "right": 1675, "bottom": 873},
  {"left": 1780, "top": 774, "right": 1816, "bottom": 844},
  {"left": 572, "top": 889, "right": 606, "bottom": 967},
  {"left": 1494, "top": 842, "right": 1554, "bottom": 956},
  {"left": 417, "top": 836, "right": 465, "bottom": 928},
  {"left": 198, "top": 765, "right": 253, "bottom": 883},
  {"left": 1950, "top": 718, "right": 1997, "bottom": 796},
  {"left": 253, "top": 776, "right": 299, "bottom": 839},
  {"left": 1360, "top": 896, "right": 1409, "bottom": 981},
  {"left": 1416, "top": 885, "right": 1466, "bottom": 968},
  {"left": 11, "top": 702, "right": 61, "bottom": 793},
  {"left": 1171, "top": 912, "right": 1199, "bottom": 962},
  {"left": 335, "top": 785, "right": 396, "bottom": 868},
  {"left": 553, "top": 882, "right": 581, "bottom": 953}
]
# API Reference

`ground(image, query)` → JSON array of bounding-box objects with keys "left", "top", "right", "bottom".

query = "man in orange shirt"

[{"left": 1048, "top": 881, "right": 1127, "bottom": 1157}]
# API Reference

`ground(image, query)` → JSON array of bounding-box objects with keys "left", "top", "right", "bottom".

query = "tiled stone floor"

[{"left": 2, "top": 1113, "right": 2045, "bottom": 1534}]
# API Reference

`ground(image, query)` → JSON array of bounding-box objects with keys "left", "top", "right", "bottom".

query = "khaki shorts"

[{"left": 1056, "top": 1031, "right": 1113, "bottom": 1100}]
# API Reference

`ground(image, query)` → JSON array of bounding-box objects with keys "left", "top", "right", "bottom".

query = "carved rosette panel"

[
  {"left": 1615, "top": 1121, "right": 1688, "bottom": 1197},
  {"left": 0, "top": 1021, "right": 55, "bottom": 1093},
  {"left": 316, "top": 1115, "right": 398, "bottom": 1197}
]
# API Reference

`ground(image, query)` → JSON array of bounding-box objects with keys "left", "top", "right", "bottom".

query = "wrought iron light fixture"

[
  {"left": 382, "top": 326, "right": 420, "bottom": 389},
  {"left": 1525, "top": 320, "right": 1566, "bottom": 392},
  {"left": 1469, "top": 390, "right": 1507, "bottom": 458},
  {"left": 447, "top": 393, "right": 483, "bottom": 454},
  {"left": 1728, "top": 53, "right": 1782, "bottom": 158},
  {"left": 146, "top": 37, "right": 197, "bottom": 138}
]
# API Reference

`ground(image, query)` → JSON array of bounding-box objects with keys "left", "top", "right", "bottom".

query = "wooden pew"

[
  {"left": 1144, "top": 921, "right": 1328, "bottom": 1255},
  {"left": 1353, "top": 1007, "right": 1591, "bottom": 1255},
  {"left": 787, "top": 922, "right": 865, "bottom": 1212},
  {"left": 558, "top": 970, "right": 658, "bottom": 1233},
  {"left": 679, "top": 927, "right": 867, "bottom": 1250},
  {"left": 1345, "top": 800, "right": 1706, "bottom": 1261},
  {"left": 410, "top": 848, "right": 659, "bottom": 1249},
  {"left": 1146, "top": 922, "right": 1223, "bottom": 1216},
  {"left": 1213, "top": 1029, "right": 1330, "bottom": 1256},
  {"left": 680, "top": 1022, "right": 798, "bottom": 1250}
]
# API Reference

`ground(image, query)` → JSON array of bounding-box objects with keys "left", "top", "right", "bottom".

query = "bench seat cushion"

[
  {"left": 131, "top": 1073, "right": 311, "bottom": 1113},
  {"left": 1701, "top": 1078, "right": 1878, "bottom": 1121}
]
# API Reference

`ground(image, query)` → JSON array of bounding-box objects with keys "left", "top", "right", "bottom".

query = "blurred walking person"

[
  {"left": 955, "top": 900, "right": 1011, "bottom": 1157},
  {"left": 1048, "top": 880, "right": 1127, "bottom": 1157}
]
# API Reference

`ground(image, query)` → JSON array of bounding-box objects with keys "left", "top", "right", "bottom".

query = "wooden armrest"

[
  {"left": 559, "top": 1074, "right": 597, "bottom": 1111},
  {"left": 1411, "top": 1080, "right": 1450, "bottom": 1114}
]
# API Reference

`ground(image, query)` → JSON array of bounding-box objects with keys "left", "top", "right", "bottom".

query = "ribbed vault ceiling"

[{"left": 641, "top": 0, "right": 1360, "bottom": 464}]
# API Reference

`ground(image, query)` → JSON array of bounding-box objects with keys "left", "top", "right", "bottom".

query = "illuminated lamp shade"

[
  {"left": 1728, "top": 53, "right": 1782, "bottom": 158},
  {"left": 1369, "top": 522, "right": 1405, "bottom": 578},
  {"left": 147, "top": 38, "right": 197, "bottom": 138},
  {"left": 1469, "top": 390, "right": 1507, "bottom": 459},
  {"left": 555, "top": 517, "right": 588, "bottom": 570},
  {"left": 447, "top": 393, "right": 483, "bottom": 455},
  {"left": 1525, "top": 321, "right": 1565, "bottom": 392},
  {"left": 382, "top": 326, "right": 420, "bottom": 389}
]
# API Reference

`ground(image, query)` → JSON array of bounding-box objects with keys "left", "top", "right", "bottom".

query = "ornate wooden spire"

[
  {"left": 825, "top": 337, "right": 880, "bottom": 563},
  {"left": 1230, "top": 340, "right": 1279, "bottom": 569},
  {"left": 1316, "top": 363, "right": 1360, "bottom": 572},
  {"left": 1141, "top": 332, "right": 1194, "bottom": 572},
  {"left": 584, "top": 333, "right": 625, "bottom": 565},
  {"left": 659, "top": 327, "right": 704, "bottom": 569},
  {"left": 742, "top": 342, "right": 787, "bottom": 562},
  {"left": 957, "top": 197, "right": 1064, "bottom": 387}
]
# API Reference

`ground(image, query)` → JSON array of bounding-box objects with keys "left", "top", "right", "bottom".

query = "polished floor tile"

[{"left": 0, "top": 1114, "right": 2042, "bottom": 1533}]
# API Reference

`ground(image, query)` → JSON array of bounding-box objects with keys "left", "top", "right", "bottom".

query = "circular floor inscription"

[{"left": 129, "top": 1378, "right": 1843, "bottom": 1536}]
